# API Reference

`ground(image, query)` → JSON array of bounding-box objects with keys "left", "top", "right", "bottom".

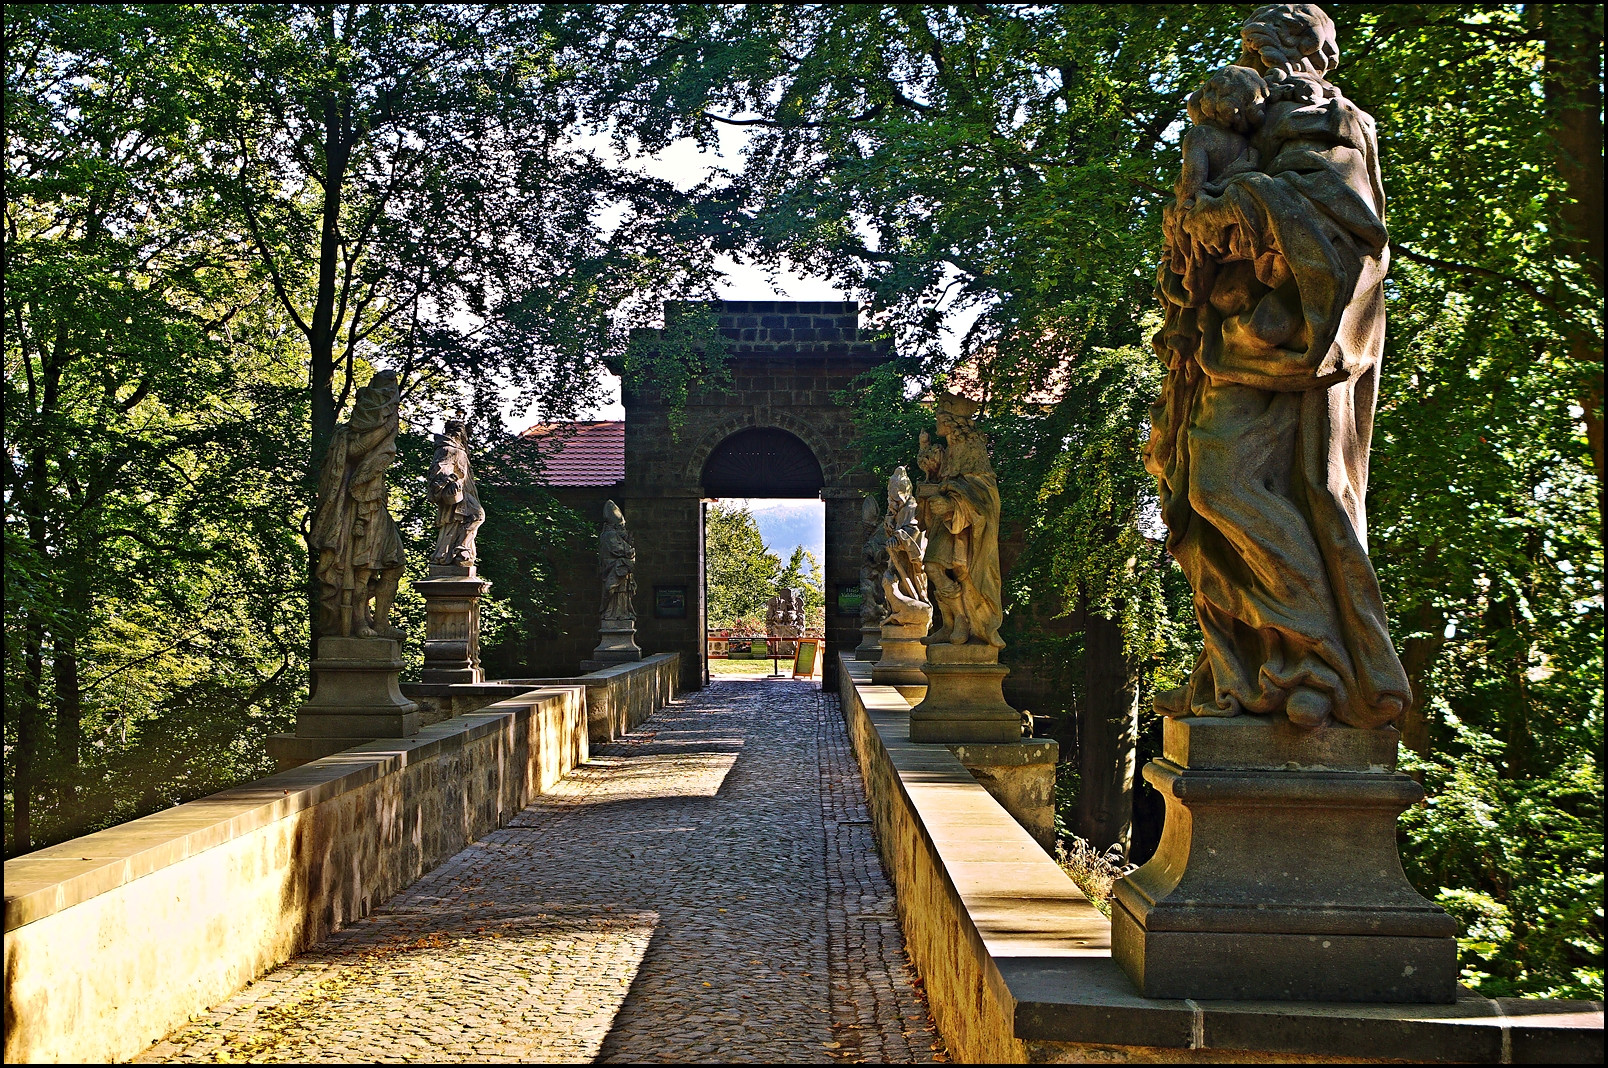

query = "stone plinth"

[
  {"left": 855, "top": 622, "right": 882, "bottom": 660},
  {"left": 872, "top": 620, "right": 929, "bottom": 686},
  {"left": 582, "top": 622, "right": 642, "bottom": 672},
  {"left": 1112, "top": 715, "right": 1459, "bottom": 1003},
  {"left": 417, "top": 564, "right": 490, "bottom": 684},
  {"left": 909, "top": 642, "right": 1018, "bottom": 743},
  {"left": 267, "top": 637, "right": 419, "bottom": 769},
  {"left": 948, "top": 739, "right": 1058, "bottom": 851}
]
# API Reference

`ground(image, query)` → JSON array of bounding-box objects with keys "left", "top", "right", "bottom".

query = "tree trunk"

[
  {"left": 14, "top": 616, "right": 43, "bottom": 854},
  {"left": 1542, "top": 5, "right": 1605, "bottom": 513},
  {"left": 1398, "top": 602, "right": 1448, "bottom": 760},
  {"left": 1076, "top": 611, "right": 1139, "bottom": 855},
  {"left": 53, "top": 628, "right": 82, "bottom": 813}
]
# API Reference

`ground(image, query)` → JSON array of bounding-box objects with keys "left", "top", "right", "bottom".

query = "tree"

[
  {"left": 777, "top": 545, "right": 826, "bottom": 633},
  {"left": 704, "top": 502, "right": 781, "bottom": 628},
  {"left": 5, "top": 6, "right": 308, "bottom": 852}
]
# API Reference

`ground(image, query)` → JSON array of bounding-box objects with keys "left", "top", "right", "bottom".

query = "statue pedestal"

[
  {"left": 855, "top": 622, "right": 883, "bottom": 661},
  {"left": 267, "top": 637, "right": 419, "bottom": 770},
  {"left": 909, "top": 642, "right": 1018, "bottom": 743},
  {"left": 872, "top": 620, "right": 930, "bottom": 687},
  {"left": 582, "top": 622, "right": 641, "bottom": 672},
  {"left": 417, "top": 565, "right": 490, "bottom": 684},
  {"left": 1113, "top": 715, "right": 1458, "bottom": 1003}
]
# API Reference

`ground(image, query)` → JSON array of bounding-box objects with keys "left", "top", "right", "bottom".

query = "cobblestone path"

[{"left": 138, "top": 680, "right": 945, "bottom": 1064}]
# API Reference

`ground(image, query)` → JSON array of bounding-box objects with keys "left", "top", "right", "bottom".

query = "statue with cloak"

[
  {"left": 310, "top": 369, "right": 406, "bottom": 639},
  {"left": 1146, "top": 3, "right": 1410, "bottom": 729},
  {"left": 916, "top": 393, "right": 1004, "bottom": 648},
  {"left": 598, "top": 500, "right": 637, "bottom": 623},
  {"left": 881, "top": 466, "right": 930, "bottom": 626},
  {"left": 427, "top": 414, "right": 484, "bottom": 568}
]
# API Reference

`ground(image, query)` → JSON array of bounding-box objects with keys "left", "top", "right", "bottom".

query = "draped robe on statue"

[{"left": 1147, "top": 75, "right": 1410, "bottom": 729}]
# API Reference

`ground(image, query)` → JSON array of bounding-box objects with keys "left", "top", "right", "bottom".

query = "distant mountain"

[{"left": 742, "top": 500, "right": 826, "bottom": 564}]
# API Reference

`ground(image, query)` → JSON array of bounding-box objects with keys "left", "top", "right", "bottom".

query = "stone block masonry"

[
  {"left": 3, "top": 684, "right": 592, "bottom": 1064},
  {"left": 837, "top": 654, "right": 1604, "bottom": 1063}
]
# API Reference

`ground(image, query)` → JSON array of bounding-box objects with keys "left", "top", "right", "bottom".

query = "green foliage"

[
  {"left": 777, "top": 546, "right": 826, "bottom": 633},
  {"left": 1401, "top": 722, "right": 1604, "bottom": 998},
  {"left": 704, "top": 502, "right": 781, "bottom": 628}
]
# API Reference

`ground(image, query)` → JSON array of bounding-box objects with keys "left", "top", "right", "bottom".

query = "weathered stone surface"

[
  {"left": 1113, "top": 716, "right": 1458, "bottom": 1003},
  {"left": 3, "top": 686, "right": 589, "bottom": 1065},
  {"left": 270, "top": 637, "right": 420, "bottom": 767},
  {"left": 872, "top": 620, "right": 929, "bottom": 687},
  {"left": 909, "top": 641, "right": 1019, "bottom": 743},
  {"left": 416, "top": 567, "right": 489, "bottom": 684},
  {"left": 947, "top": 739, "right": 1060, "bottom": 852},
  {"left": 1147, "top": 4, "right": 1406, "bottom": 731},
  {"left": 856, "top": 493, "right": 888, "bottom": 659},
  {"left": 916, "top": 393, "right": 1004, "bottom": 649},
  {"left": 426, "top": 414, "right": 484, "bottom": 568},
  {"left": 310, "top": 369, "right": 405, "bottom": 640}
]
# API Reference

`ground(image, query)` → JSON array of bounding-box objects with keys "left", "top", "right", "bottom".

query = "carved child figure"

[{"left": 1175, "top": 65, "right": 1269, "bottom": 208}]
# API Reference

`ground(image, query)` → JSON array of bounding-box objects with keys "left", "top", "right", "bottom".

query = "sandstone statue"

[
  {"left": 859, "top": 494, "right": 889, "bottom": 627},
  {"left": 765, "top": 584, "right": 801, "bottom": 654},
  {"left": 427, "top": 414, "right": 485, "bottom": 568},
  {"left": 881, "top": 466, "right": 929, "bottom": 625},
  {"left": 310, "top": 369, "right": 406, "bottom": 639},
  {"left": 598, "top": 500, "right": 637, "bottom": 623},
  {"left": 1146, "top": 2, "right": 1409, "bottom": 729},
  {"left": 915, "top": 393, "right": 1004, "bottom": 647}
]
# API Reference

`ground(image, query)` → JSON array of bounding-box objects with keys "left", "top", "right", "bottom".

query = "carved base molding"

[
  {"left": 872, "top": 619, "right": 930, "bottom": 686},
  {"left": 416, "top": 565, "right": 489, "bottom": 684},
  {"left": 908, "top": 641, "right": 1018, "bottom": 743},
  {"left": 1112, "top": 715, "right": 1458, "bottom": 1003}
]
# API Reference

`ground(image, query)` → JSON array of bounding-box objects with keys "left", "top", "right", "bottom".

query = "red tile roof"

[{"left": 521, "top": 421, "right": 625, "bottom": 486}]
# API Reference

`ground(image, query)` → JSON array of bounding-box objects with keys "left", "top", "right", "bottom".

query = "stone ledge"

[
  {"left": 837, "top": 655, "right": 1605, "bottom": 1063},
  {"left": 3, "top": 686, "right": 576, "bottom": 934}
]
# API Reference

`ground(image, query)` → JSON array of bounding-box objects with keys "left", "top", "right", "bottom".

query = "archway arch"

[{"left": 700, "top": 427, "right": 824, "bottom": 498}]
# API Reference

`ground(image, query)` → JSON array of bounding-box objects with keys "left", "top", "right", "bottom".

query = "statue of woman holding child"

[{"left": 1147, "top": 3, "right": 1410, "bottom": 730}]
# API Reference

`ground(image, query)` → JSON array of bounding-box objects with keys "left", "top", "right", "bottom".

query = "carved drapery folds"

[{"left": 1146, "top": 2, "right": 1409, "bottom": 730}]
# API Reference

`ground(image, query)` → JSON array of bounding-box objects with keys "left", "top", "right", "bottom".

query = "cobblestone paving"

[{"left": 138, "top": 679, "right": 945, "bottom": 1064}]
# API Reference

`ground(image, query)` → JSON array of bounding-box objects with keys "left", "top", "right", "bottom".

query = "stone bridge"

[{"left": 5, "top": 656, "right": 1601, "bottom": 1063}]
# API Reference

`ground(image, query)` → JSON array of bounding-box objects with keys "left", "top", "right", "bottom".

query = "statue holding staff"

[
  {"left": 427, "top": 413, "right": 484, "bottom": 568},
  {"left": 310, "top": 369, "right": 406, "bottom": 639}
]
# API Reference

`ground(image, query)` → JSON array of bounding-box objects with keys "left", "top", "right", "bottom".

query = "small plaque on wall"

[
  {"left": 654, "top": 585, "right": 688, "bottom": 619},
  {"left": 835, "top": 585, "right": 863, "bottom": 617}
]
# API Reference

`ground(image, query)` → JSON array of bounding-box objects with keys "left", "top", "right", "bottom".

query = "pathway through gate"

[{"left": 138, "top": 681, "right": 945, "bottom": 1064}]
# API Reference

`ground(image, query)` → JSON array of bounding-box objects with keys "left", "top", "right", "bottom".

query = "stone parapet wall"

[
  {"left": 406, "top": 653, "right": 680, "bottom": 742},
  {"left": 3, "top": 686, "right": 588, "bottom": 1065},
  {"left": 836, "top": 655, "right": 1604, "bottom": 1064}
]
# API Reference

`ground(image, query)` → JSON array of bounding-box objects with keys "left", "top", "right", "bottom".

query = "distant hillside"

[{"left": 744, "top": 500, "right": 825, "bottom": 563}]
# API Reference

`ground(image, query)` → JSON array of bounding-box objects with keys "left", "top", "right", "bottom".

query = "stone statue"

[
  {"left": 859, "top": 495, "right": 889, "bottom": 628},
  {"left": 599, "top": 500, "right": 637, "bottom": 623},
  {"left": 765, "top": 584, "right": 800, "bottom": 654},
  {"left": 881, "top": 467, "right": 930, "bottom": 625},
  {"left": 310, "top": 369, "right": 405, "bottom": 639},
  {"left": 915, "top": 393, "right": 1004, "bottom": 648},
  {"left": 1147, "top": 3, "right": 1409, "bottom": 729},
  {"left": 427, "top": 413, "right": 484, "bottom": 568},
  {"left": 792, "top": 587, "right": 809, "bottom": 632}
]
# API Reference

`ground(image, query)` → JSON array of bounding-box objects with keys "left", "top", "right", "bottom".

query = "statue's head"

[
  {"left": 934, "top": 392, "right": 981, "bottom": 437},
  {"left": 441, "top": 410, "right": 467, "bottom": 442},
  {"left": 862, "top": 495, "right": 880, "bottom": 525},
  {"left": 603, "top": 500, "right": 625, "bottom": 527},
  {"left": 369, "top": 368, "right": 399, "bottom": 392},
  {"left": 888, "top": 466, "right": 913, "bottom": 501},
  {"left": 1240, "top": 4, "right": 1338, "bottom": 80},
  {"left": 1191, "top": 65, "right": 1269, "bottom": 134}
]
